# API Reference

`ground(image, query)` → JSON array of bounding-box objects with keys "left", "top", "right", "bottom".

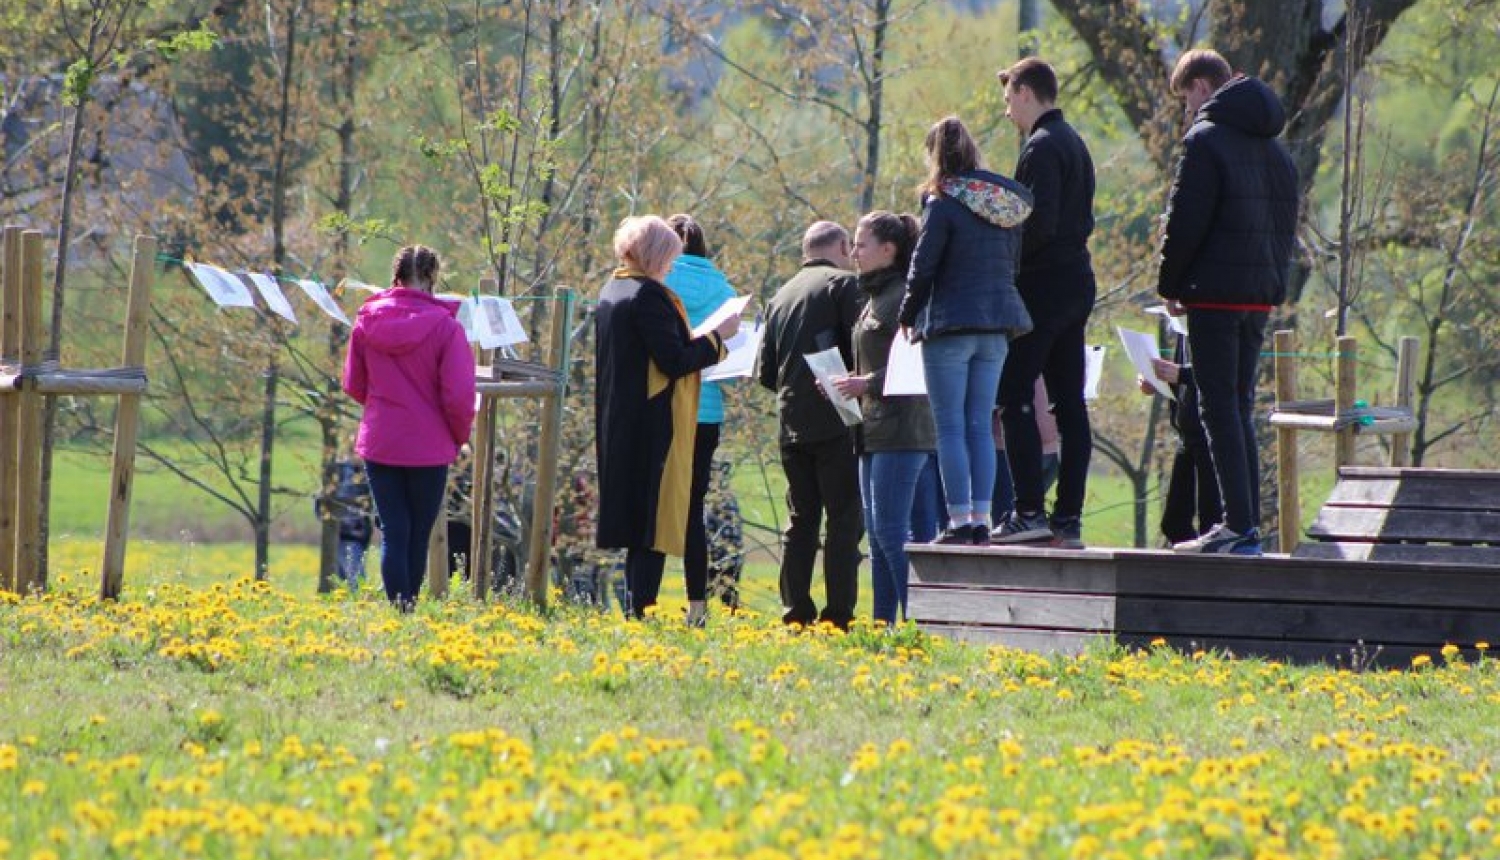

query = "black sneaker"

[
  {"left": 1172, "top": 524, "right": 1262, "bottom": 556},
  {"left": 990, "top": 510, "right": 1052, "bottom": 544},
  {"left": 1050, "top": 515, "right": 1085, "bottom": 550},
  {"left": 932, "top": 523, "right": 987, "bottom": 546}
]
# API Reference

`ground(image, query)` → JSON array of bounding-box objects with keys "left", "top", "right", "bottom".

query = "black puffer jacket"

[
  {"left": 1157, "top": 76, "right": 1299, "bottom": 307},
  {"left": 898, "top": 169, "right": 1034, "bottom": 341}
]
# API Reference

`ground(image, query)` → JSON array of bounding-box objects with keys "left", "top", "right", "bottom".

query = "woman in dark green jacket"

[{"left": 833, "top": 212, "right": 940, "bottom": 624}]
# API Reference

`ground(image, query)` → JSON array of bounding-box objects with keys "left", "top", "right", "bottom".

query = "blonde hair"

[{"left": 613, "top": 215, "right": 683, "bottom": 279}]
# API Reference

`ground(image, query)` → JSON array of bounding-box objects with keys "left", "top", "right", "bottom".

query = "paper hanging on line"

[
  {"left": 186, "top": 263, "right": 257, "bottom": 309},
  {"left": 246, "top": 273, "right": 299, "bottom": 324},
  {"left": 1117, "top": 327, "right": 1174, "bottom": 400},
  {"left": 804, "top": 347, "right": 862, "bottom": 426},
  {"left": 883, "top": 331, "right": 925, "bottom": 396},
  {"left": 1144, "top": 304, "right": 1189, "bottom": 337},
  {"left": 476, "top": 296, "right": 528, "bottom": 348},
  {"left": 295, "top": 278, "right": 351, "bottom": 326},
  {"left": 703, "top": 322, "right": 763, "bottom": 382},
  {"left": 692, "top": 295, "right": 753, "bottom": 339},
  {"left": 340, "top": 278, "right": 381, "bottom": 294},
  {"left": 1084, "top": 345, "right": 1106, "bottom": 400}
]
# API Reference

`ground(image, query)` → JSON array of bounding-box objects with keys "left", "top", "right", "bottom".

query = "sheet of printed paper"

[
  {"left": 692, "top": 295, "right": 753, "bottom": 339},
  {"left": 186, "top": 263, "right": 257, "bottom": 309},
  {"left": 246, "top": 273, "right": 298, "bottom": 324},
  {"left": 883, "top": 331, "right": 926, "bottom": 396},
  {"left": 703, "top": 323, "right": 763, "bottom": 382},
  {"left": 1117, "top": 326, "right": 1174, "bottom": 400},
  {"left": 804, "top": 347, "right": 862, "bottom": 426},
  {"left": 478, "top": 296, "right": 528, "bottom": 348},
  {"left": 295, "top": 278, "right": 351, "bottom": 326},
  {"left": 1084, "top": 345, "right": 1106, "bottom": 400}
]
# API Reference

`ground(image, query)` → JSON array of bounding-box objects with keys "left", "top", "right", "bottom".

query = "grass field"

[{"left": 4, "top": 571, "right": 1500, "bottom": 860}]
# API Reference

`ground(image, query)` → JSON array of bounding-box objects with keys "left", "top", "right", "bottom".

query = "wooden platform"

[{"left": 907, "top": 544, "right": 1500, "bottom": 667}]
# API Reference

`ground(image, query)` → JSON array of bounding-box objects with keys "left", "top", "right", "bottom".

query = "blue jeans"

[
  {"left": 365, "top": 462, "right": 449, "bottom": 610},
  {"left": 337, "top": 538, "right": 369, "bottom": 591},
  {"left": 921, "top": 332, "right": 1008, "bottom": 522},
  {"left": 860, "top": 451, "right": 939, "bottom": 624}
]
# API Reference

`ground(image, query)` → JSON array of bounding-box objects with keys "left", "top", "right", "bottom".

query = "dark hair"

[
  {"left": 667, "top": 213, "right": 709, "bottom": 257},
  {"left": 392, "top": 244, "right": 441, "bottom": 291},
  {"left": 1171, "top": 49, "right": 1233, "bottom": 95},
  {"left": 920, "top": 116, "right": 981, "bottom": 198},
  {"left": 857, "top": 210, "right": 920, "bottom": 272},
  {"left": 997, "top": 56, "right": 1058, "bottom": 104}
]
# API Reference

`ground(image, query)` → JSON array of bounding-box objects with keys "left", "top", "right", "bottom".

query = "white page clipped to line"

[
  {"left": 186, "top": 262, "right": 257, "bottom": 309},
  {"left": 1084, "top": 345, "right": 1106, "bottom": 400},
  {"left": 246, "top": 273, "right": 298, "bottom": 324},
  {"left": 883, "top": 331, "right": 926, "bottom": 396},
  {"left": 478, "top": 296, "right": 528, "bottom": 348},
  {"left": 295, "top": 279, "right": 351, "bottom": 326}
]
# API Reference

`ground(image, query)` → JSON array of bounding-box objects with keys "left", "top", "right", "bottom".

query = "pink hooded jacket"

[{"left": 343, "top": 287, "right": 477, "bottom": 466}]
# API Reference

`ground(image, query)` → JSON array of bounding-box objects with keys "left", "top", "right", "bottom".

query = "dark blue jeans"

[
  {"left": 860, "top": 451, "right": 940, "bottom": 625},
  {"left": 365, "top": 462, "right": 449, "bottom": 609},
  {"left": 1186, "top": 309, "right": 1268, "bottom": 534}
]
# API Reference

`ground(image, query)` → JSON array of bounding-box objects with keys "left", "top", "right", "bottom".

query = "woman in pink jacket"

[{"left": 343, "top": 245, "right": 476, "bottom": 610}]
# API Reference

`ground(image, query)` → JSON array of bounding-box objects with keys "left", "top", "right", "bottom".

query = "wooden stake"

[
  {"left": 0, "top": 227, "right": 20, "bottom": 591},
  {"left": 525, "top": 288, "right": 575, "bottom": 608},
  {"left": 13, "top": 231, "right": 44, "bottom": 592},
  {"left": 428, "top": 506, "right": 449, "bottom": 599},
  {"left": 1333, "top": 335, "right": 1358, "bottom": 470},
  {"left": 469, "top": 278, "right": 498, "bottom": 601},
  {"left": 1273, "top": 329, "right": 1300, "bottom": 554},
  {"left": 100, "top": 236, "right": 156, "bottom": 599},
  {"left": 1390, "top": 336, "right": 1418, "bottom": 467}
]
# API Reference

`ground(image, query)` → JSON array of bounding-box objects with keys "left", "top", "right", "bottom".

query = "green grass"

[{"left": 3, "top": 575, "right": 1500, "bottom": 859}]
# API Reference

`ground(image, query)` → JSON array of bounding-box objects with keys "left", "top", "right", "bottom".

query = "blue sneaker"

[{"left": 1172, "top": 524, "right": 1262, "bottom": 556}]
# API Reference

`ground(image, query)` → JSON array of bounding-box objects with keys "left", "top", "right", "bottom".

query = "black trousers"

[
  {"left": 998, "top": 294, "right": 1093, "bottom": 520},
  {"left": 778, "top": 433, "right": 862, "bottom": 627},
  {"left": 624, "top": 548, "right": 666, "bottom": 619},
  {"left": 684, "top": 423, "right": 721, "bottom": 602},
  {"left": 1160, "top": 379, "right": 1224, "bottom": 543},
  {"left": 1186, "top": 309, "right": 1268, "bottom": 534}
]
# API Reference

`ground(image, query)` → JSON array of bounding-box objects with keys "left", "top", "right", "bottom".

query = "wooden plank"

[
  {"left": 1390, "top": 337, "right": 1419, "bottom": 467},
  {"left": 99, "top": 236, "right": 156, "bottom": 599},
  {"left": 1292, "top": 541, "right": 1500, "bottom": 566},
  {"left": 1274, "top": 329, "right": 1300, "bottom": 554},
  {"left": 908, "top": 586, "right": 1116, "bottom": 630},
  {"left": 906, "top": 545, "right": 1500, "bottom": 609},
  {"left": 1307, "top": 506, "right": 1500, "bottom": 544},
  {"left": 1323, "top": 474, "right": 1500, "bottom": 511},
  {"left": 1338, "top": 466, "right": 1500, "bottom": 482},
  {"left": 12, "top": 231, "right": 44, "bottom": 592},
  {"left": 0, "top": 227, "right": 20, "bottom": 592},
  {"left": 0, "top": 373, "right": 147, "bottom": 395},
  {"left": 918, "top": 623, "right": 1106, "bottom": 655},
  {"left": 1268, "top": 413, "right": 1343, "bottom": 430}
]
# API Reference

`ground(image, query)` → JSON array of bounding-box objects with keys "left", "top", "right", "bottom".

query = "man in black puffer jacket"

[{"left": 1158, "top": 49, "right": 1299, "bottom": 557}]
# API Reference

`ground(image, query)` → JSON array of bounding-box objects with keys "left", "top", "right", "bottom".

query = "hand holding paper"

[
  {"left": 1117, "top": 327, "right": 1174, "bottom": 400},
  {"left": 804, "top": 347, "right": 862, "bottom": 426}
]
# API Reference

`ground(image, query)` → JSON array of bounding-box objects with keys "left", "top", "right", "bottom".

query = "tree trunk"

[{"left": 858, "top": 0, "right": 889, "bottom": 214}]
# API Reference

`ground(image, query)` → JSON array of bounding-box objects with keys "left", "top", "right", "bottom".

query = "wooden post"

[
  {"left": 13, "top": 231, "right": 45, "bottom": 593},
  {"left": 0, "top": 227, "right": 20, "bottom": 591},
  {"left": 1390, "top": 336, "right": 1419, "bottom": 468},
  {"left": 1333, "top": 335, "right": 1358, "bottom": 470},
  {"left": 99, "top": 236, "right": 157, "bottom": 599},
  {"left": 1273, "top": 329, "right": 1300, "bottom": 554},
  {"left": 427, "top": 508, "right": 449, "bottom": 599},
  {"left": 524, "top": 287, "right": 575, "bottom": 608},
  {"left": 469, "top": 279, "right": 499, "bottom": 601}
]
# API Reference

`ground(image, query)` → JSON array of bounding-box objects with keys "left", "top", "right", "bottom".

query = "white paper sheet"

[
  {"left": 1144, "top": 304, "right": 1189, "bottom": 337},
  {"left": 476, "top": 296, "right": 527, "bottom": 348},
  {"left": 691, "top": 295, "right": 753, "bottom": 339},
  {"left": 703, "top": 323, "right": 762, "bottom": 382},
  {"left": 1117, "top": 327, "right": 1174, "bottom": 400},
  {"left": 295, "top": 278, "right": 351, "bottom": 326},
  {"left": 804, "top": 347, "right": 862, "bottom": 426},
  {"left": 186, "top": 263, "right": 257, "bottom": 309},
  {"left": 339, "top": 278, "right": 381, "bottom": 294},
  {"left": 883, "top": 331, "right": 926, "bottom": 396},
  {"left": 246, "top": 273, "right": 298, "bottom": 324},
  {"left": 1084, "top": 345, "right": 1106, "bottom": 400}
]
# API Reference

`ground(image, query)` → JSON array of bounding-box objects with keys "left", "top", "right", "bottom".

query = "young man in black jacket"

[
  {"left": 990, "top": 57, "right": 1097, "bottom": 550},
  {"left": 756, "top": 222, "right": 865, "bottom": 628},
  {"left": 1157, "top": 49, "right": 1299, "bottom": 556}
]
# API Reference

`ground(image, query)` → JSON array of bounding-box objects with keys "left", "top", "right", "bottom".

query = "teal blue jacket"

[{"left": 665, "top": 254, "right": 736, "bottom": 424}]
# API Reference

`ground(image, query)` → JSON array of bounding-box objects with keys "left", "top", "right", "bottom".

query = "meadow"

[{"left": 4, "top": 556, "right": 1500, "bottom": 860}]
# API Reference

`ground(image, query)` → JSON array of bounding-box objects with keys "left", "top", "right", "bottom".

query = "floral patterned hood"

[{"left": 940, "top": 174, "right": 1033, "bottom": 228}]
